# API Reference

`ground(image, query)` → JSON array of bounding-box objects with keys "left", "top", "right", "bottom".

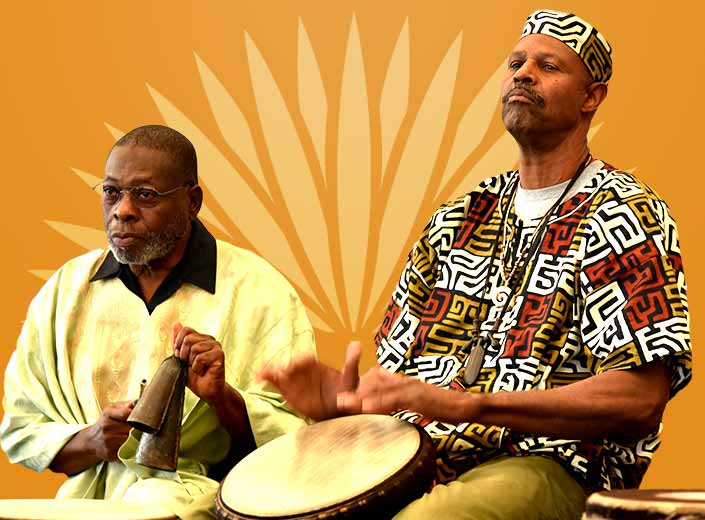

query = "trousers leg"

[{"left": 393, "top": 455, "right": 587, "bottom": 520}]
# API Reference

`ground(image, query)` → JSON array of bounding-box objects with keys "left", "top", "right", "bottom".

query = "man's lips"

[
  {"left": 110, "top": 232, "right": 142, "bottom": 247},
  {"left": 502, "top": 88, "right": 544, "bottom": 106},
  {"left": 507, "top": 92, "right": 535, "bottom": 103}
]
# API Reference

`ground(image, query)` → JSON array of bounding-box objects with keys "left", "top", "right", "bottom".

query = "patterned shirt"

[{"left": 375, "top": 161, "right": 691, "bottom": 492}]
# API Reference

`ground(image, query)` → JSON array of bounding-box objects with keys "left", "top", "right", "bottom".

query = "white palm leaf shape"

[
  {"left": 39, "top": 220, "right": 106, "bottom": 278},
  {"left": 244, "top": 32, "right": 342, "bottom": 324},
  {"left": 29, "top": 270, "right": 56, "bottom": 281},
  {"left": 104, "top": 122, "right": 125, "bottom": 141},
  {"left": 194, "top": 53, "right": 268, "bottom": 197},
  {"left": 380, "top": 19, "right": 409, "bottom": 175},
  {"left": 440, "top": 61, "right": 507, "bottom": 191},
  {"left": 147, "top": 83, "right": 334, "bottom": 330},
  {"left": 367, "top": 32, "right": 463, "bottom": 324},
  {"left": 337, "top": 15, "right": 372, "bottom": 327},
  {"left": 102, "top": 124, "right": 231, "bottom": 237},
  {"left": 31, "top": 169, "right": 106, "bottom": 281},
  {"left": 354, "top": 18, "right": 408, "bottom": 330},
  {"left": 45, "top": 220, "right": 105, "bottom": 251},
  {"left": 297, "top": 19, "right": 327, "bottom": 170}
]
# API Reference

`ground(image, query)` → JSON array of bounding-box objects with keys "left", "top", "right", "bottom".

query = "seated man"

[
  {"left": 261, "top": 10, "right": 692, "bottom": 519},
  {"left": 1, "top": 125, "right": 314, "bottom": 518}
]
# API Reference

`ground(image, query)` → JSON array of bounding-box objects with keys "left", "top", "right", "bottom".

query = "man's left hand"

[{"left": 173, "top": 323, "right": 226, "bottom": 405}]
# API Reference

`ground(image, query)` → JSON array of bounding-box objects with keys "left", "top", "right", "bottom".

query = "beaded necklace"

[{"left": 462, "top": 154, "right": 592, "bottom": 385}]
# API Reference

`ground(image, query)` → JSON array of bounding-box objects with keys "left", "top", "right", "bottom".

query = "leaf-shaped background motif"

[
  {"left": 337, "top": 15, "right": 372, "bottom": 327},
  {"left": 105, "top": 123, "right": 125, "bottom": 141},
  {"left": 297, "top": 19, "right": 328, "bottom": 172},
  {"left": 369, "top": 32, "right": 463, "bottom": 322},
  {"left": 447, "top": 130, "right": 516, "bottom": 200},
  {"left": 42, "top": 16, "right": 615, "bottom": 356},
  {"left": 146, "top": 83, "right": 321, "bottom": 311},
  {"left": 72, "top": 167, "right": 102, "bottom": 189},
  {"left": 380, "top": 19, "right": 409, "bottom": 175},
  {"left": 45, "top": 221, "right": 105, "bottom": 251},
  {"left": 440, "top": 60, "right": 505, "bottom": 190},
  {"left": 194, "top": 52, "right": 269, "bottom": 196},
  {"left": 29, "top": 270, "right": 55, "bottom": 281},
  {"left": 244, "top": 32, "right": 341, "bottom": 322}
]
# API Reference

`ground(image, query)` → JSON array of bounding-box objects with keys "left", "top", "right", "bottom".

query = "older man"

[
  {"left": 261, "top": 10, "right": 692, "bottom": 519},
  {"left": 1, "top": 125, "right": 314, "bottom": 517}
]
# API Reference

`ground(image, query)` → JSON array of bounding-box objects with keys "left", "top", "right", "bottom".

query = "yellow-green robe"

[{"left": 1, "top": 240, "right": 314, "bottom": 516}]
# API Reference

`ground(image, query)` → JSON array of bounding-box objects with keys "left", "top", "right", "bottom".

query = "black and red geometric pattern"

[{"left": 374, "top": 162, "right": 691, "bottom": 492}]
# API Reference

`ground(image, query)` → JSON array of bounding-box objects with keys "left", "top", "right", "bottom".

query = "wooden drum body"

[
  {"left": 583, "top": 490, "right": 705, "bottom": 519},
  {"left": 216, "top": 414, "right": 436, "bottom": 519},
  {"left": 0, "top": 499, "right": 176, "bottom": 520}
]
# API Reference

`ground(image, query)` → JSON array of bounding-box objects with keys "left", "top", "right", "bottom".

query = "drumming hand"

[
  {"left": 337, "top": 366, "right": 470, "bottom": 421},
  {"left": 258, "top": 341, "right": 362, "bottom": 421},
  {"left": 173, "top": 322, "right": 226, "bottom": 405}
]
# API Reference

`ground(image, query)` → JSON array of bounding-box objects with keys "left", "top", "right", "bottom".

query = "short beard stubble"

[{"left": 108, "top": 210, "right": 191, "bottom": 268}]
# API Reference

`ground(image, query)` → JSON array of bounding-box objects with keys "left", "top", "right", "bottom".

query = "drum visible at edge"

[
  {"left": 216, "top": 414, "right": 436, "bottom": 519},
  {"left": 0, "top": 499, "right": 177, "bottom": 520},
  {"left": 582, "top": 489, "right": 705, "bottom": 519}
]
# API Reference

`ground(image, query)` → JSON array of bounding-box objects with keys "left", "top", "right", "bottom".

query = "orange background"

[{"left": 1, "top": 0, "right": 703, "bottom": 498}]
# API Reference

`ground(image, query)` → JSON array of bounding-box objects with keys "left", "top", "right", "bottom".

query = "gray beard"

[{"left": 108, "top": 212, "right": 190, "bottom": 267}]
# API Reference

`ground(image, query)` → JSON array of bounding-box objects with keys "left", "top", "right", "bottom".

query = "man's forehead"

[{"left": 107, "top": 146, "right": 175, "bottom": 171}]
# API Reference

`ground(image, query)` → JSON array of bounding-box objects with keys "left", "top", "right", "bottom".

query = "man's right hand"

[
  {"left": 85, "top": 400, "right": 134, "bottom": 461},
  {"left": 258, "top": 342, "right": 362, "bottom": 421},
  {"left": 49, "top": 400, "right": 134, "bottom": 475}
]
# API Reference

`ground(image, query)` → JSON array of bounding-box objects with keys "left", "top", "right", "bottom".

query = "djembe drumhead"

[
  {"left": 216, "top": 414, "right": 436, "bottom": 519},
  {"left": 0, "top": 499, "right": 177, "bottom": 520},
  {"left": 583, "top": 489, "right": 705, "bottom": 519}
]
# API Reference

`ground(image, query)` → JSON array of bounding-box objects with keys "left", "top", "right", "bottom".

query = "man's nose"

[
  {"left": 111, "top": 191, "right": 139, "bottom": 221},
  {"left": 513, "top": 61, "right": 536, "bottom": 84}
]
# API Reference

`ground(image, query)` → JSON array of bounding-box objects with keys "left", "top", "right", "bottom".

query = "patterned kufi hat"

[{"left": 521, "top": 9, "right": 612, "bottom": 83}]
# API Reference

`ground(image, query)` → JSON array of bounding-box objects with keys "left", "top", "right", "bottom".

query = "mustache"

[{"left": 502, "top": 85, "right": 545, "bottom": 107}]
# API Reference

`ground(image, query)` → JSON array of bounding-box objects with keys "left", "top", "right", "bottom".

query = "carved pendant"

[
  {"left": 463, "top": 336, "right": 488, "bottom": 385},
  {"left": 491, "top": 285, "right": 511, "bottom": 306}
]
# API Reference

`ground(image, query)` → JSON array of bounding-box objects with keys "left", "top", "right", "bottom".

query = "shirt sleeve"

[
  {"left": 1, "top": 272, "right": 89, "bottom": 472},
  {"left": 375, "top": 195, "right": 471, "bottom": 371},
  {"left": 223, "top": 266, "right": 317, "bottom": 447},
  {"left": 579, "top": 183, "right": 691, "bottom": 397}
]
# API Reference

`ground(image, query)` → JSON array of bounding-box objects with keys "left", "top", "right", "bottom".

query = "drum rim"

[
  {"left": 584, "top": 489, "right": 705, "bottom": 520},
  {"left": 215, "top": 422, "right": 436, "bottom": 520},
  {"left": 0, "top": 498, "right": 177, "bottom": 520}
]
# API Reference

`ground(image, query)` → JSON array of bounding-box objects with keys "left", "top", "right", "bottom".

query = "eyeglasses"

[{"left": 92, "top": 182, "right": 195, "bottom": 208}]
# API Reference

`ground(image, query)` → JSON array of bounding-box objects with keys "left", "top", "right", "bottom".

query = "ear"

[
  {"left": 188, "top": 185, "right": 203, "bottom": 219},
  {"left": 582, "top": 82, "right": 608, "bottom": 114}
]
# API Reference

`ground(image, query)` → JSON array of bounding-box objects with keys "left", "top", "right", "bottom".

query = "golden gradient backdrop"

[{"left": 1, "top": 0, "right": 703, "bottom": 498}]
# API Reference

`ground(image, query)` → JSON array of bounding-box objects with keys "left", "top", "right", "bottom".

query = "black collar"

[{"left": 90, "top": 219, "right": 216, "bottom": 313}]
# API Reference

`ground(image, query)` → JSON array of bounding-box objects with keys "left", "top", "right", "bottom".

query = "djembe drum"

[
  {"left": 0, "top": 499, "right": 177, "bottom": 520},
  {"left": 583, "top": 490, "right": 705, "bottom": 519},
  {"left": 215, "top": 414, "right": 436, "bottom": 519}
]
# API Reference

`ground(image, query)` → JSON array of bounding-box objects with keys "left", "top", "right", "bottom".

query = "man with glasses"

[{"left": 1, "top": 125, "right": 315, "bottom": 518}]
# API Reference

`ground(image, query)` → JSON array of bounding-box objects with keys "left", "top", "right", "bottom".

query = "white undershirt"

[{"left": 514, "top": 160, "right": 602, "bottom": 222}]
